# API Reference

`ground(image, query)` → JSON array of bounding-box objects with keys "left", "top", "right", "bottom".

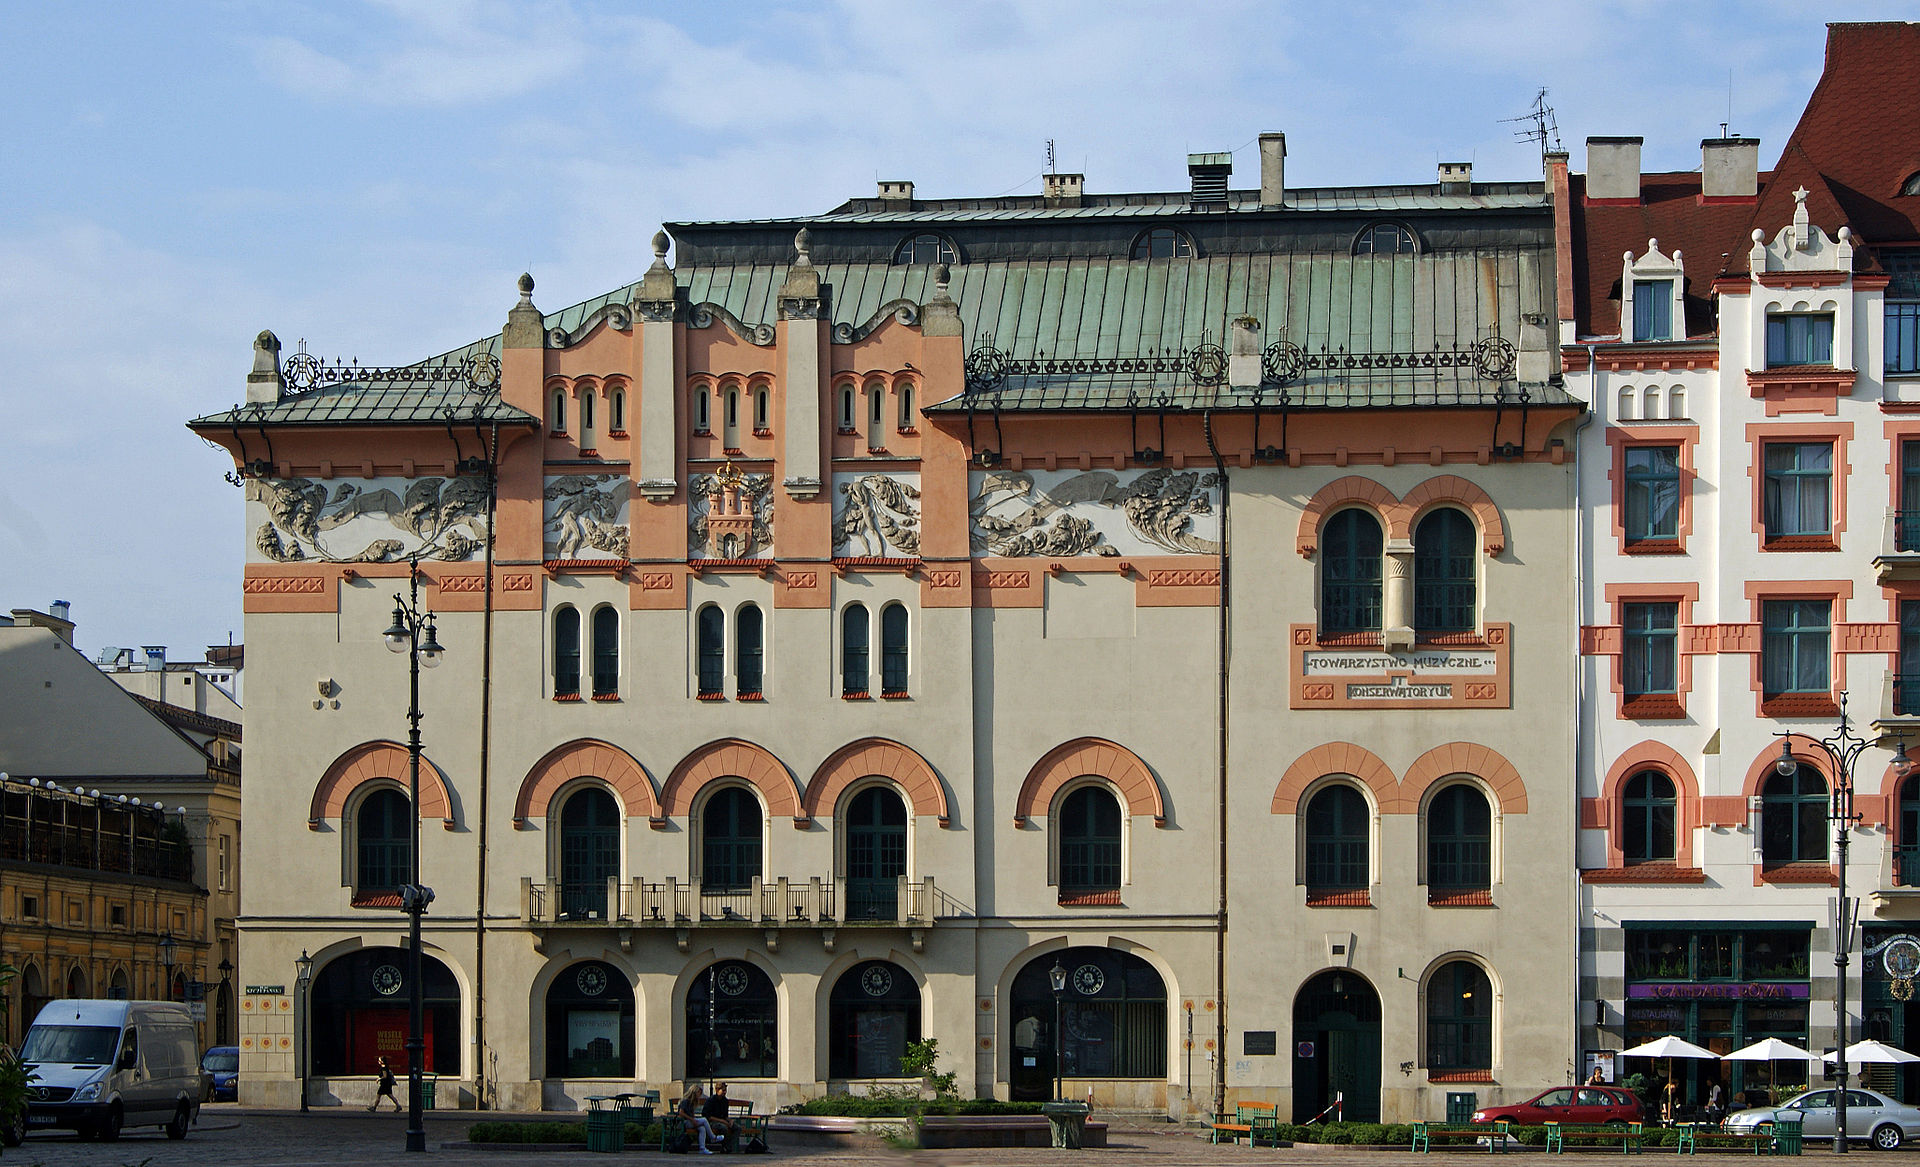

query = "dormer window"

[
  {"left": 1353, "top": 224, "right": 1417, "bottom": 256},
  {"left": 1131, "top": 228, "right": 1195, "bottom": 259},
  {"left": 1632, "top": 280, "right": 1673, "bottom": 341},
  {"left": 893, "top": 234, "right": 956, "bottom": 265},
  {"left": 1766, "top": 313, "right": 1835, "bottom": 367},
  {"left": 1901, "top": 172, "right": 1920, "bottom": 197}
]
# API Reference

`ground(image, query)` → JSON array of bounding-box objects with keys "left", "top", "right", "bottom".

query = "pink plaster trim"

[
  {"left": 657, "top": 738, "right": 802, "bottom": 827},
  {"left": 308, "top": 740, "right": 453, "bottom": 830},
  {"left": 802, "top": 737, "right": 949, "bottom": 826},
  {"left": 1272, "top": 742, "right": 1401, "bottom": 814},
  {"left": 513, "top": 738, "right": 659, "bottom": 828},
  {"left": 1013, "top": 738, "right": 1165, "bottom": 827},
  {"left": 1598, "top": 742, "right": 1701, "bottom": 867},
  {"left": 1400, "top": 742, "right": 1528, "bottom": 814}
]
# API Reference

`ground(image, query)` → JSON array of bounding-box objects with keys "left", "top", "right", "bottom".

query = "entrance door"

[
  {"left": 1292, "top": 971, "right": 1382, "bottom": 1123},
  {"left": 846, "top": 787, "right": 906, "bottom": 921},
  {"left": 560, "top": 789, "right": 619, "bottom": 919}
]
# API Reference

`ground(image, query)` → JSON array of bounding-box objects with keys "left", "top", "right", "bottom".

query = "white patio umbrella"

[
  {"left": 1823, "top": 1039, "right": 1920, "bottom": 1065},
  {"left": 1621, "top": 1036, "right": 1720, "bottom": 1121},
  {"left": 1724, "top": 1038, "right": 1820, "bottom": 1100}
]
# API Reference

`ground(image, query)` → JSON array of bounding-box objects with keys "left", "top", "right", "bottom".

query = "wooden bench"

[
  {"left": 1545, "top": 1122, "right": 1644, "bottom": 1154},
  {"left": 1412, "top": 1120, "right": 1511, "bottom": 1153},
  {"left": 1674, "top": 1125, "right": 1771, "bottom": 1155},
  {"left": 1212, "top": 1101, "right": 1280, "bottom": 1146},
  {"left": 662, "top": 1100, "right": 767, "bottom": 1153}
]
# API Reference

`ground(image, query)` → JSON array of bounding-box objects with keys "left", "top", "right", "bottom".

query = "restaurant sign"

[
  {"left": 1627, "top": 983, "right": 1810, "bottom": 1000},
  {"left": 1290, "top": 624, "right": 1511, "bottom": 710}
]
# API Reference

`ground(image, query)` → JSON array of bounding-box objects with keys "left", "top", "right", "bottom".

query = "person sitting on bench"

[
  {"left": 704, "top": 1083, "right": 735, "bottom": 1150},
  {"left": 680, "top": 1086, "right": 718, "bottom": 1154}
]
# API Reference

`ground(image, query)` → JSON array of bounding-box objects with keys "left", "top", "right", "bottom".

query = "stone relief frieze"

[
  {"left": 832, "top": 472, "right": 921, "bottom": 558},
  {"left": 689, "top": 465, "right": 774, "bottom": 559},
  {"left": 247, "top": 477, "right": 489, "bottom": 563},
  {"left": 969, "top": 468, "right": 1222, "bottom": 558},
  {"left": 544, "top": 474, "right": 630, "bottom": 560}
]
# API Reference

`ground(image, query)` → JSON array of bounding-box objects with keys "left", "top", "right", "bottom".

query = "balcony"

[
  {"left": 519, "top": 875, "right": 970, "bottom": 953},
  {"left": 1872, "top": 844, "right": 1920, "bottom": 909},
  {"left": 1874, "top": 511, "right": 1920, "bottom": 581},
  {"left": 1871, "top": 671, "right": 1920, "bottom": 734}
]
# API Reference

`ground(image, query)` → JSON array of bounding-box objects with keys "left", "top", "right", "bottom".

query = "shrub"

[{"left": 466, "top": 1119, "right": 662, "bottom": 1144}]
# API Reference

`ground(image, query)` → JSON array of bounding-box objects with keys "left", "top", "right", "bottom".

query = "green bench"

[
  {"left": 1412, "top": 1119, "right": 1511, "bottom": 1153},
  {"left": 1211, "top": 1101, "right": 1280, "bottom": 1147},
  {"left": 1545, "top": 1121, "right": 1644, "bottom": 1154},
  {"left": 662, "top": 1098, "right": 767, "bottom": 1153}
]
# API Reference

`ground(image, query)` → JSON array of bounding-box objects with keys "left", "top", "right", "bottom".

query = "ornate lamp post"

[
  {"left": 1049, "top": 960, "right": 1068, "bottom": 1103},
  {"left": 295, "top": 950, "right": 313, "bottom": 1114},
  {"left": 218, "top": 958, "right": 234, "bottom": 1045},
  {"left": 1773, "top": 692, "right": 1909, "bottom": 1155},
  {"left": 159, "top": 932, "right": 177, "bottom": 999},
  {"left": 381, "top": 560, "right": 444, "bottom": 1153}
]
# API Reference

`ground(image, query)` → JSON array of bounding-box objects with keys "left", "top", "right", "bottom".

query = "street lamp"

[
  {"left": 382, "top": 558, "right": 443, "bottom": 1153},
  {"left": 1774, "top": 692, "right": 1910, "bottom": 1155},
  {"left": 159, "top": 932, "right": 177, "bottom": 999},
  {"left": 218, "top": 958, "right": 234, "bottom": 1045},
  {"left": 295, "top": 950, "right": 313, "bottom": 1114},
  {"left": 1049, "top": 960, "right": 1068, "bottom": 1103}
]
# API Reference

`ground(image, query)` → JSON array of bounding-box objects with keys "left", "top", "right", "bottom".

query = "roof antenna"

[
  {"left": 1046, "top": 139, "right": 1057, "bottom": 175},
  {"left": 1502, "top": 87, "right": 1562, "bottom": 165}
]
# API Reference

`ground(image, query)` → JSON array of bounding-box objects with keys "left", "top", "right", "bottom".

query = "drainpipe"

[
  {"left": 1572, "top": 348, "right": 1599, "bottom": 1078},
  {"left": 473, "top": 421, "right": 500, "bottom": 1108},
  {"left": 1203, "top": 408, "right": 1231, "bottom": 1124}
]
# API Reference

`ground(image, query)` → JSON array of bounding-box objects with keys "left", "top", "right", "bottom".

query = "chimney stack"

[
  {"left": 1188, "top": 152, "right": 1232, "bottom": 208},
  {"left": 1438, "top": 161, "right": 1472, "bottom": 195},
  {"left": 1585, "top": 137, "right": 1643, "bottom": 202},
  {"left": 11, "top": 605, "right": 74, "bottom": 644},
  {"left": 1701, "top": 137, "right": 1760, "bottom": 199},
  {"left": 1042, "top": 172, "right": 1084, "bottom": 208},
  {"left": 877, "top": 180, "right": 914, "bottom": 204},
  {"left": 1259, "top": 133, "right": 1286, "bottom": 206}
]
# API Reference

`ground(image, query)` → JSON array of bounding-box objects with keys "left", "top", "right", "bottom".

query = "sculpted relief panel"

[
  {"left": 969, "top": 468, "right": 1221, "bottom": 558},
  {"left": 832, "top": 472, "right": 921, "bottom": 558},
  {"left": 544, "top": 474, "right": 630, "bottom": 560},
  {"left": 689, "top": 466, "right": 774, "bottom": 559},
  {"left": 248, "top": 477, "right": 489, "bottom": 563}
]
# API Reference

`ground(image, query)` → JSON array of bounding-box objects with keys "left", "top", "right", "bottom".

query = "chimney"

[
  {"left": 1585, "top": 136, "right": 1643, "bottom": 202},
  {"left": 11, "top": 605, "right": 74, "bottom": 644},
  {"left": 877, "top": 180, "right": 914, "bottom": 204},
  {"left": 1701, "top": 137, "right": 1760, "bottom": 199},
  {"left": 144, "top": 645, "right": 167, "bottom": 671},
  {"left": 1042, "top": 172, "right": 1084, "bottom": 208},
  {"left": 1259, "top": 133, "right": 1286, "bottom": 206},
  {"left": 1188, "top": 152, "right": 1232, "bottom": 208},
  {"left": 1438, "top": 161, "right": 1472, "bottom": 195}
]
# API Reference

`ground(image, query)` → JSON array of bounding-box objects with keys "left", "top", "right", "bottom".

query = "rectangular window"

[
  {"left": 1633, "top": 280, "right": 1673, "bottom": 341},
  {"left": 110, "top": 904, "right": 127, "bottom": 928},
  {"left": 1762, "top": 443, "right": 1832, "bottom": 539},
  {"left": 21, "top": 895, "right": 38, "bottom": 920},
  {"left": 1890, "top": 302, "right": 1920, "bottom": 375},
  {"left": 1902, "top": 600, "right": 1920, "bottom": 717},
  {"left": 1902, "top": 442, "right": 1920, "bottom": 552},
  {"left": 217, "top": 834, "right": 231, "bottom": 892},
  {"left": 1622, "top": 602, "right": 1678, "bottom": 697},
  {"left": 1765, "top": 313, "right": 1835, "bottom": 367},
  {"left": 1623, "top": 445, "right": 1681, "bottom": 544},
  {"left": 1762, "top": 599, "right": 1831, "bottom": 697}
]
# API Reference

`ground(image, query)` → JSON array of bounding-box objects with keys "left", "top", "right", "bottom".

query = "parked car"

[
  {"left": 200, "top": 1047, "right": 238, "bottom": 1102},
  {"left": 1472, "top": 1086, "right": 1645, "bottom": 1126},
  {"left": 19, "top": 999, "right": 202, "bottom": 1141},
  {"left": 1724, "top": 1087, "right": 1920, "bottom": 1150}
]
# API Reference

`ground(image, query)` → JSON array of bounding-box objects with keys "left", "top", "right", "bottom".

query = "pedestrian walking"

[{"left": 369, "top": 1057, "right": 401, "bottom": 1112}]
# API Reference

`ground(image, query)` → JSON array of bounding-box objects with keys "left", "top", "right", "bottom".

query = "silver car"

[{"left": 1724, "top": 1088, "right": 1920, "bottom": 1150}]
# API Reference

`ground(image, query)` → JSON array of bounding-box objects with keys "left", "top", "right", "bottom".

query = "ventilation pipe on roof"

[
  {"left": 1585, "top": 137, "right": 1643, "bottom": 202},
  {"left": 1438, "top": 161, "right": 1472, "bottom": 195},
  {"left": 1701, "top": 137, "right": 1760, "bottom": 199},
  {"left": 1188, "top": 153, "right": 1232, "bottom": 208},
  {"left": 1043, "top": 172, "right": 1084, "bottom": 208},
  {"left": 877, "top": 180, "right": 914, "bottom": 203},
  {"left": 1259, "top": 133, "right": 1286, "bottom": 207}
]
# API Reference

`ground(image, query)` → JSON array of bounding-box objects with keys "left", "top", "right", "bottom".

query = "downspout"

[
  {"left": 474, "top": 420, "right": 500, "bottom": 1108},
  {"left": 1571, "top": 347, "right": 1599, "bottom": 1079},
  {"left": 1203, "top": 409, "right": 1231, "bottom": 1123}
]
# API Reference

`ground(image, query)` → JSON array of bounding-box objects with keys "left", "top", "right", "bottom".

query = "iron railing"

[
  {"left": 522, "top": 874, "right": 971, "bottom": 927},
  {"left": 1895, "top": 845, "right": 1920, "bottom": 888},
  {"left": 1897, "top": 511, "right": 1920, "bottom": 553},
  {"left": 1896, "top": 673, "right": 1920, "bottom": 717},
  {"left": 0, "top": 781, "right": 194, "bottom": 884}
]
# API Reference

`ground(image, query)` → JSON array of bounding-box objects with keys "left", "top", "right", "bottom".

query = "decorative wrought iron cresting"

[{"left": 282, "top": 345, "right": 502, "bottom": 394}]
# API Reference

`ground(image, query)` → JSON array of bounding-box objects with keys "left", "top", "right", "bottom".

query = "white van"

[{"left": 20, "top": 999, "right": 204, "bottom": 1141}]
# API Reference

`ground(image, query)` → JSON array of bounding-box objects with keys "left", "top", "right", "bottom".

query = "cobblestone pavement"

[{"left": 2, "top": 1108, "right": 1873, "bottom": 1167}]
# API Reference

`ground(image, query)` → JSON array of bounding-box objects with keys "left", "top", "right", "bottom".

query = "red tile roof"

[{"left": 1571, "top": 171, "right": 1766, "bottom": 339}]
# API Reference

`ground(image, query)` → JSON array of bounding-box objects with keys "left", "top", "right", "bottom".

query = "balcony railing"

[
  {"left": 521, "top": 874, "right": 970, "bottom": 928},
  {"left": 1898, "top": 511, "right": 1920, "bottom": 552},
  {"left": 1895, "top": 845, "right": 1920, "bottom": 889},
  {"left": 1897, "top": 674, "right": 1920, "bottom": 717}
]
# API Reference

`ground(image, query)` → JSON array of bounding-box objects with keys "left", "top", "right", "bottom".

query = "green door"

[
  {"left": 846, "top": 787, "right": 906, "bottom": 920},
  {"left": 560, "top": 789, "right": 619, "bottom": 918},
  {"left": 1292, "top": 972, "right": 1382, "bottom": 1123}
]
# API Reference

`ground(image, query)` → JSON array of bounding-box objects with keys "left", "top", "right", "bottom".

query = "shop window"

[
  {"left": 1058, "top": 786, "right": 1122, "bottom": 897},
  {"left": 546, "top": 960, "right": 633, "bottom": 1078},
  {"left": 553, "top": 606, "right": 581, "bottom": 698},
  {"left": 1622, "top": 602, "right": 1678, "bottom": 699},
  {"left": 1761, "top": 600, "right": 1830, "bottom": 699},
  {"left": 310, "top": 947, "right": 459, "bottom": 1075},
  {"left": 687, "top": 960, "right": 777, "bottom": 1079},
  {"left": 1427, "top": 785, "right": 1491, "bottom": 892},
  {"left": 591, "top": 606, "right": 618, "bottom": 699},
  {"left": 735, "top": 604, "right": 764, "bottom": 698},
  {"left": 1766, "top": 313, "right": 1835, "bottom": 367},
  {"left": 701, "top": 788, "right": 762, "bottom": 893},
  {"left": 1624, "top": 446, "right": 1681, "bottom": 545},
  {"left": 696, "top": 605, "right": 725, "bottom": 698},
  {"left": 1320, "top": 509, "right": 1384, "bottom": 636},
  {"left": 559, "top": 788, "right": 620, "bottom": 920},
  {"left": 355, "top": 789, "right": 409, "bottom": 896},
  {"left": 1413, "top": 509, "right": 1475, "bottom": 633},
  {"left": 1132, "top": 228, "right": 1195, "bottom": 259},
  {"left": 1622, "top": 771, "right": 1676, "bottom": 864},
  {"left": 1761, "top": 765, "right": 1829, "bottom": 866},
  {"left": 1008, "top": 947, "right": 1165, "bottom": 1100},
  {"left": 1426, "top": 961, "right": 1492, "bottom": 1073},
  {"left": 1302, "top": 784, "right": 1369, "bottom": 891},
  {"left": 828, "top": 960, "right": 920, "bottom": 1078},
  {"left": 841, "top": 604, "right": 870, "bottom": 696},
  {"left": 880, "top": 603, "right": 909, "bottom": 695},
  {"left": 1762, "top": 443, "right": 1832, "bottom": 540}
]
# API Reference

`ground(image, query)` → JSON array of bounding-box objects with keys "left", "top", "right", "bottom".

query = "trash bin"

[
  {"left": 1447, "top": 1092, "right": 1478, "bottom": 1125},
  {"left": 586, "top": 1097, "right": 625, "bottom": 1153},
  {"left": 617, "top": 1090, "right": 656, "bottom": 1126},
  {"left": 1043, "top": 1100, "right": 1091, "bottom": 1149},
  {"left": 1770, "top": 1115, "right": 1803, "bottom": 1156},
  {"left": 415, "top": 1075, "right": 437, "bottom": 1111}
]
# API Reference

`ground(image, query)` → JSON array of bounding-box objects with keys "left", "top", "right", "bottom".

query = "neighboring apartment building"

[
  {"left": 1565, "top": 20, "right": 1920, "bottom": 1107},
  {"left": 100, "top": 642, "right": 245, "bottom": 718},
  {"left": 193, "top": 134, "right": 1585, "bottom": 1119}
]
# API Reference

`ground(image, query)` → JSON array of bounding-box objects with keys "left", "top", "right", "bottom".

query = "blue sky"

[{"left": 0, "top": 1, "right": 1910, "bottom": 660}]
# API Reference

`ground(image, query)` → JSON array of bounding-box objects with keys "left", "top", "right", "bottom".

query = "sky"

[{"left": 0, "top": 0, "right": 1911, "bottom": 663}]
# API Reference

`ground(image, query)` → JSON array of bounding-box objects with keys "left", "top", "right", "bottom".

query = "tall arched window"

[
  {"left": 842, "top": 604, "right": 870, "bottom": 696},
  {"left": 559, "top": 788, "right": 620, "bottom": 919},
  {"left": 1414, "top": 509, "right": 1476, "bottom": 633},
  {"left": 893, "top": 234, "right": 956, "bottom": 265},
  {"left": 867, "top": 385, "right": 886, "bottom": 449},
  {"left": 839, "top": 385, "right": 856, "bottom": 431},
  {"left": 1303, "top": 784, "right": 1369, "bottom": 891},
  {"left": 829, "top": 960, "right": 920, "bottom": 1078},
  {"left": 1321, "top": 509, "right": 1384, "bottom": 636},
  {"left": 694, "top": 386, "right": 711, "bottom": 434},
  {"left": 845, "top": 787, "right": 908, "bottom": 920},
  {"left": 1059, "top": 786, "right": 1122, "bottom": 898},
  {"left": 1008, "top": 947, "right": 1165, "bottom": 1099},
  {"left": 591, "top": 606, "right": 618, "bottom": 699},
  {"left": 581, "top": 389, "right": 595, "bottom": 435},
  {"left": 1761, "top": 764, "right": 1829, "bottom": 866},
  {"left": 696, "top": 605, "right": 725, "bottom": 698},
  {"left": 356, "top": 788, "right": 410, "bottom": 895},
  {"left": 311, "top": 946, "right": 459, "bottom": 1075},
  {"left": 552, "top": 389, "right": 567, "bottom": 433},
  {"left": 880, "top": 603, "right": 909, "bottom": 694},
  {"left": 1426, "top": 961, "right": 1492, "bottom": 1072},
  {"left": 753, "top": 386, "right": 770, "bottom": 432},
  {"left": 735, "top": 604, "right": 764, "bottom": 698},
  {"left": 723, "top": 387, "right": 741, "bottom": 448},
  {"left": 610, "top": 387, "right": 626, "bottom": 433},
  {"left": 1622, "top": 770, "right": 1676, "bottom": 865},
  {"left": 688, "top": 961, "right": 777, "bottom": 1078},
  {"left": 701, "top": 788, "right": 762, "bottom": 893},
  {"left": 546, "top": 960, "right": 634, "bottom": 1078},
  {"left": 1354, "top": 223, "right": 1417, "bottom": 255},
  {"left": 898, "top": 384, "right": 916, "bottom": 430},
  {"left": 1900, "top": 774, "right": 1920, "bottom": 887},
  {"left": 1131, "top": 228, "right": 1194, "bottom": 259},
  {"left": 1427, "top": 784, "right": 1491, "bottom": 892},
  {"left": 554, "top": 606, "right": 581, "bottom": 698}
]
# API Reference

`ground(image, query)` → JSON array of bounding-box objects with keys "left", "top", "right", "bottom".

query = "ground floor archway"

[
  {"left": 311, "top": 946, "right": 460, "bottom": 1076},
  {"left": 1292, "top": 970, "right": 1381, "bottom": 1123},
  {"left": 545, "top": 959, "right": 634, "bottom": 1078},
  {"left": 1008, "top": 946, "right": 1167, "bottom": 1101}
]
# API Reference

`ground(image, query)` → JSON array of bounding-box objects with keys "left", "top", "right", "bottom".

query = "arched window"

[
  {"left": 867, "top": 384, "right": 886, "bottom": 449},
  {"left": 553, "top": 606, "right": 581, "bottom": 698},
  {"left": 702, "top": 788, "right": 762, "bottom": 893},
  {"left": 311, "top": 946, "right": 459, "bottom": 1075},
  {"left": 1426, "top": 961, "right": 1492, "bottom": 1072},
  {"left": 356, "top": 789, "right": 410, "bottom": 895},
  {"left": 881, "top": 604, "right": 909, "bottom": 694},
  {"left": 892, "top": 234, "right": 956, "bottom": 265},
  {"left": 1900, "top": 774, "right": 1920, "bottom": 887},
  {"left": 694, "top": 387, "right": 711, "bottom": 434},
  {"left": 1622, "top": 770, "right": 1676, "bottom": 864},
  {"left": 591, "top": 606, "right": 618, "bottom": 699},
  {"left": 688, "top": 960, "right": 777, "bottom": 1078},
  {"left": 1008, "top": 947, "right": 1165, "bottom": 1099},
  {"left": 109, "top": 968, "right": 131, "bottom": 1000},
  {"left": 546, "top": 960, "right": 634, "bottom": 1078},
  {"left": 829, "top": 960, "right": 920, "bottom": 1078},
  {"left": 735, "top": 604, "right": 764, "bottom": 698},
  {"left": 581, "top": 389, "right": 595, "bottom": 433},
  {"left": 845, "top": 787, "right": 908, "bottom": 920},
  {"left": 1643, "top": 386, "right": 1663, "bottom": 419},
  {"left": 723, "top": 387, "right": 741, "bottom": 448},
  {"left": 753, "top": 386, "right": 770, "bottom": 432},
  {"left": 898, "top": 384, "right": 916, "bottom": 430},
  {"left": 1321, "top": 509, "right": 1384, "bottom": 636},
  {"left": 1354, "top": 223, "right": 1417, "bottom": 255},
  {"left": 838, "top": 384, "right": 856, "bottom": 431},
  {"left": 1427, "top": 784, "right": 1491, "bottom": 892},
  {"left": 1669, "top": 386, "right": 1686, "bottom": 418},
  {"left": 696, "top": 605, "right": 725, "bottom": 698},
  {"left": 610, "top": 387, "right": 626, "bottom": 433},
  {"left": 1413, "top": 509, "right": 1476, "bottom": 633},
  {"left": 1303, "top": 784, "right": 1369, "bottom": 890},
  {"left": 1618, "top": 386, "right": 1636, "bottom": 420},
  {"left": 552, "top": 389, "right": 568, "bottom": 433},
  {"left": 559, "top": 788, "right": 620, "bottom": 919},
  {"left": 842, "top": 604, "right": 870, "bottom": 696},
  {"left": 1131, "top": 228, "right": 1194, "bottom": 259},
  {"left": 1059, "top": 786, "right": 1122, "bottom": 897},
  {"left": 1761, "top": 764, "right": 1829, "bottom": 866}
]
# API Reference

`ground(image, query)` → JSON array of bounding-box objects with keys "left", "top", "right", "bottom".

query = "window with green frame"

[
  {"left": 1058, "top": 786, "right": 1122, "bottom": 893},
  {"left": 554, "top": 606, "right": 581, "bottom": 697},
  {"left": 1622, "top": 770, "right": 1676, "bottom": 864},
  {"left": 1426, "top": 784, "right": 1491, "bottom": 890},
  {"left": 1426, "top": 961, "right": 1492, "bottom": 1071},
  {"left": 1622, "top": 602, "right": 1678, "bottom": 697},
  {"left": 701, "top": 787, "right": 762, "bottom": 892},
  {"left": 1762, "top": 443, "right": 1832, "bottom": 539},
  {"left": 1765, "top": 313, "right": 1834, "bottom": 366},
  {"left": 1761, "top": 600, "right": 1830, "bottom": 697},
  {"left": 1413, "top": 509, "right": 1475, "bottom": 633},
  {"left": 355, "top": 788, "right": 410, "bottom": 894},
  {"left": 1624, "top": 929, "right": 1810, "bottom": 981},
  {"left": 1633, "top": 279, "right": 1673, "bottom": 341},
  {"left": 1303, "top": 784, "right": 1369, "bottom": 889},
  {"left": 1320, "top": 509, "right": 1383, "bottom": 635},
  {"left": 1624, "top": 446, "right": 1681, "bottom": 544},
  {"left": 1761, "top": 765, "right": 1829, "bottom": 866}
]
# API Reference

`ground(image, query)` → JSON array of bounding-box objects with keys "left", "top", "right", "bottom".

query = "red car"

[{"left": 1472, "top": 1087, "right": 1644, "bottom": 1126}]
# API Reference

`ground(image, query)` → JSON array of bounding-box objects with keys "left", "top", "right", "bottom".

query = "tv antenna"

[
  {"left": 1046, "top": 139, "right": 1057, "bottom": 174},
  {"left": 1503, "top": 88, "right": 1563, "bottom": 162}
]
